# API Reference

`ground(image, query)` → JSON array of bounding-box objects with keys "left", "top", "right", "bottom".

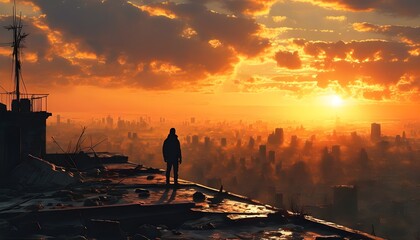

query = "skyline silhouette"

[{"left": 0, "top": 1, "right": 418, "bottom": 239}]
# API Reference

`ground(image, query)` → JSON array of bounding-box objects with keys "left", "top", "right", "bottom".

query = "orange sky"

[{"left": 0, "top": 0, "right": 419, "bottom": 121}]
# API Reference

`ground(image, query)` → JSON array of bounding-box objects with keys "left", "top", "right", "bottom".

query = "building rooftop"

[{"left": 0, "top": 156, "right": 383, "bottom": 239}]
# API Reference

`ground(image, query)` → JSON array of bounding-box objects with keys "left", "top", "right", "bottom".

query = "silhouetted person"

[{"left": 163, "top": 128, "right": 182, "bottom": 185}]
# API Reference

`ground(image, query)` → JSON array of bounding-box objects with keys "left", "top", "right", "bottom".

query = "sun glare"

[{"left": 330, "top": 94, "right": 343, "bottom": 107}]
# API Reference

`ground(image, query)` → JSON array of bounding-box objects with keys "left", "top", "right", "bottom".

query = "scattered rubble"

[
  {"left": 192, "top": 191, "right": 206, "bottom": 202},
  {"left": 136, "top": 188, "right": 151, "bottom": 198},
  {"left": 9, "top": 155, "right": 79, "bottom": 189}
]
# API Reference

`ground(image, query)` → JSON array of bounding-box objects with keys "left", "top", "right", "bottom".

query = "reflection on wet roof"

[{"left": 0, "top": 163, "right": 383, "bottom": 239}]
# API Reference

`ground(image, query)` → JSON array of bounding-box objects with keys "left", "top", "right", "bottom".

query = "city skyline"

[
  {"left": 0, "top": 2, "right": 418, "bottom": 238},
  {"left": 0, "top": 0, "right": 418, "bottom": 120}
]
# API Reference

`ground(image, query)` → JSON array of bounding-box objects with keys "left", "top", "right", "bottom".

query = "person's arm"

[
  {"left": 162, "top": 140, "right": 167, "bottom": 162},
  {"left": 178, "top": 140, "right": 182, "bottom": 164}
]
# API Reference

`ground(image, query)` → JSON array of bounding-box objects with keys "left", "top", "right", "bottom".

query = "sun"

[{"left": 329, "top": 94, "right": 343, "bottom": 107}]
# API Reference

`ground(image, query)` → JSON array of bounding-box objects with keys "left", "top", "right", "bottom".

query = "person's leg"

[
  {"left": 173, "top": 162, "right": 179, "bottom": 185},
  {"left": 166, "top": 162, "right": 173, "bottom": 185}
]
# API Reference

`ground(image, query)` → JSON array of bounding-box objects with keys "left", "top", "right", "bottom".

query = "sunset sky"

[{"left": 0, "top": 0, "right": 419, "bottom": 121}]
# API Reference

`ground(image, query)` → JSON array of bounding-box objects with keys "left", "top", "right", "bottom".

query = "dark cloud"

[
  {"left": 362, "top": 88, "right": 391, "bottom": 101},
  {"left": 0, "top": 16, "right": 80, "bottom": 88},
  {"left": 296, "top": 39, "right": 419, "bottom": 98},
  {"left": 14, "top": 0, "right": 270, "bottom": 89},
  {"left": 303, "top": 40, "right": 411, "bottom": 62},
  {"left": 353, "top": 22, "right": 420, "bottom": 44},
  {"left": 234, "top": 76, "right": 317, "bottom": 96},
  {"left": 185, "top": 0, "right": 276, "bottom": 15},
  {"left": 220, "top": 0, "right": 276, "bottom": 15},
  {"left": 164, "top": 1, "right": 269, "bottom": 57},
  {"left": 274, "top": 50, "right": 302, "bottom": 69},
  {"left": 311, "top": 0, "right": 420, "bottom": 17},
  {"left": 0, "top": 16, "right": 49, "bottom": 58}
]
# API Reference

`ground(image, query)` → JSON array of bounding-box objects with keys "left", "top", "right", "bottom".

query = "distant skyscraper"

[
  {"left": 259, "top": 145, "right": 266, "bottom": 162},
  {"left": 248, "top": 137, "right": 255, "bottom": 149},
  {"left": 191, "top": 117, "right": 195, "bottom": 124},
  {"left": 331, "top": 145, "right": 340, "bottom": 160},
  {"left": 395, "top": 135, "right": 402, "bottom": 144},
  {"left": 290, "top": 135, "right": 298, "bottom": 148},
  {"left": 275, "top": 128, "right": 284, "bottom": 145},
  {"left": 268, "top": 150, "right": 275, "bottom": 163},
  {"left": 333, "top": 185, "right": 358, "bottom": 221},
  {"left": 192, "top": 135, "right": 199, "bottom": 145},
  {"left": 204, "top": 137, "right": 210, "bottom": 148},
  {"left": 56, "top": 114, "right": 61, "bottom": 125},
  {"left": 371, "top": 123, "right": 381, "bottom": 142},
  {"left": 132, "top": 132, "right": 138, "bottom": 139},
  {"left": 106, "top": 115, "right": 113, "bottom": 128},
  {"left": 221, "top": 138, "right": 227, "bottom": 147},
  {"left": 236, "top": 139, "right": 241, "bottom": 148},
  {"left": 268, "top": 128, "right": 284, "bottom": 146}
]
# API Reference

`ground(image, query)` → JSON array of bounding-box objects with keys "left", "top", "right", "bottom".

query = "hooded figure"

[{"left": 162, "top": 128, "right": 182, "bottom": 185}]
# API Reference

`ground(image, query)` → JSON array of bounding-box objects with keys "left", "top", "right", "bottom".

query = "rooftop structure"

[{"left": 0, "top": 5, "right": 51, "bottom": 181}]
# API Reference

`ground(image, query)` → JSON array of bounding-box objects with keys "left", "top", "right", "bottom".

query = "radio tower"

[{"left": 5, "top": 2, "right": 28, "bottom": 103}]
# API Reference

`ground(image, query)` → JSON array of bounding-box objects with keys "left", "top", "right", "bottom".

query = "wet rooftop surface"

[{"left": 0, "top": 163, "right": 383, "bottom": 239}]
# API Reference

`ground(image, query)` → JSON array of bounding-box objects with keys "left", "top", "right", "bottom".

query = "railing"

[{"left": 0, "top": 92, "right": 49, "bottom": 112}]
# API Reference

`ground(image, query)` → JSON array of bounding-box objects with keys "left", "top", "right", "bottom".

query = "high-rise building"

[
  {"left": 236, "top": 139, "right": 241, "bottom": 148},
  {"left": 370, "top": 123, "right": 381, "bottom": 142},
  {"left": 259, "top": 145, "right": 266, "bottom": 162},
  {"left": 221, "top": 138, "right": 227, "bottom": 147},
  {"left": 106, "top": 115, "right": 113, "bottom": 128},
  {"left": 132, "top": 132, "right": 138, "bottom": 139},
  {"left": 204, "top": 137, "right": 210, "bottom": 148},
  {"left": 268, "top": 128, "right": 284, "bottom": 146},
  {"left": 275, "top": 128, "right": 284, "bottom": 145},
  {"left": 331, "top": 145, "right": 340, "bottom": 160},
  {"left": 192, "top": 135, "right": 199, "bottom": 145},
  {"left": 268, "top": 150, "right": 275, "bottom": 163},
  {"left": 248, "top": 137, "right": 255, "bottom": 149},
  {"left": 290, "top": 135, "right": 298, "bottom": 148},
  {"left": 333, "top": 185, "right": 358, "bottom": 221}
]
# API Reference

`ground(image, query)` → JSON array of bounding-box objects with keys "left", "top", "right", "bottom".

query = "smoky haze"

[{"left": 47, "top": 115, "right": 420, "bottom": 239}]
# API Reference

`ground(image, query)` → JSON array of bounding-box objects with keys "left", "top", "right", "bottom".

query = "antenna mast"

[{"left": 5, "top": 1, "right": 28, "bottom": 102}]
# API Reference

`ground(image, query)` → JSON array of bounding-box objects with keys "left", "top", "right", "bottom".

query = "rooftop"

[{"left": 0, "top": 156, "right": 383, "bottom": 239}]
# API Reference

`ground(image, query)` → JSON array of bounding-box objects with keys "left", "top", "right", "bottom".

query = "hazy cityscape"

[
  {"left": 47, "top": 114, "right": 420, "bottom": 240},
  {"left": 0, "top": 0, "right": 418, "bottom": 239}
]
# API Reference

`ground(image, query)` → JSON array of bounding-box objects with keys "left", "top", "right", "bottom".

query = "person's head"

[{"left": 169, "top": 128, "right": 176, "bottom": 135}]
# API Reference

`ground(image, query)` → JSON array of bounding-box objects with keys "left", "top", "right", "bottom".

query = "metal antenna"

[{"left": 5, "top": 0, "right": 28, "bottom": 101}]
